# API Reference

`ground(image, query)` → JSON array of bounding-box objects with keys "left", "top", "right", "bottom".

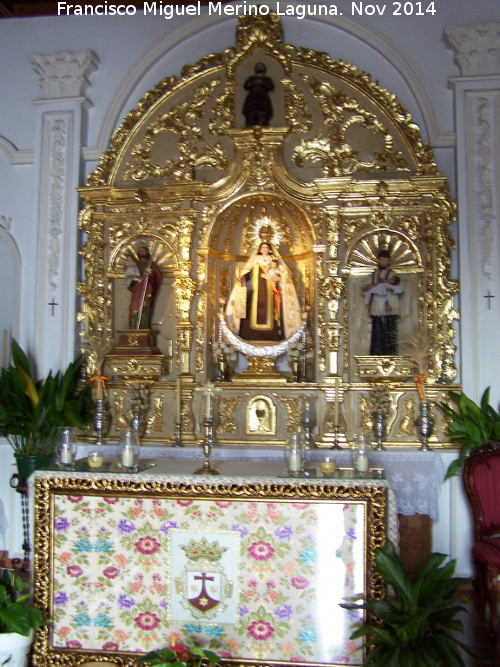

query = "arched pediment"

[{"left": 86, "top": 12, "right": 436, "bottom": 193}]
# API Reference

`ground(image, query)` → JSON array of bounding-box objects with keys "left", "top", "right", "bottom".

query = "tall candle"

[
  {"left": 60, "top": 444, "right": 74, "bottom": 464},
  {"left": 356, "top": 453, "right": 369, "bottom": 473},
  {"left": 96, "top": 378, "right": 103, "bottom": 401},
  {"left": 176, "top": 378, "right": 181, "bottom": 424},
  {"left": 206, "top": 388, "right": 212, "bottom": 417},
  {"left": 333, "top": 378, "right": 340, "bottom": 426},
  {"left": 288, "top": 450, "right": 302, "bottom": 472},
  {"left": 120, "top": 445, "right": 135, "bottom": 467}
]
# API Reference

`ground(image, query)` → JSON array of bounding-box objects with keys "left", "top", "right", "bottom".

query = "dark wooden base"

[
  {"left": 113, "top": 329, "right": 161, "bottom": 356},
  {"left": 398, "top": 512, "right": 432, "bottom": 578}
]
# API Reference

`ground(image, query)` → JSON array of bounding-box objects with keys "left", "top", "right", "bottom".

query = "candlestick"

[
  {"left": 333, "top": 378, "right": 340, "bottom": 426},
  {"left": 176, "top": 377, "right": 181, "bottom": 424}
]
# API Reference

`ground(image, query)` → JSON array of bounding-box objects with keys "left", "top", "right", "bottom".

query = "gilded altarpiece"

[{"left": 78, "top": 13, "right": 459, "bottom": 448}]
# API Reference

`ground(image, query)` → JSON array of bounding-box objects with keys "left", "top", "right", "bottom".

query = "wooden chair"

[{"left": 463, "top": 440, "right": 500, "bottom": 634}]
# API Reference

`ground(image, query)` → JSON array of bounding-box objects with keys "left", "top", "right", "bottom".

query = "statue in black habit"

[{"left": 243, "top": 63, "right": 274, "bottom": 127}]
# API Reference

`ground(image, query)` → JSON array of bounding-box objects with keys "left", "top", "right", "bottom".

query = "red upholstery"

[
  {"left": 472, "top": 457, "right": 500, "bottom": 534},
  {"left": 463, "top": 440, "right": 500, "bottom": 635},
  {"left": 472, "top": 537, "right": 500, "bottom": 567}
]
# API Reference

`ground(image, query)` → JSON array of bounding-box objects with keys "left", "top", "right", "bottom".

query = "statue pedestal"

[
  {"left": 233, "top": 356, "right": 287, "bottom": 384},
  {"left": 113, "top": 329, "right": 161, "bottom": 356},
  {"left": 105, "top": 329, "right": 169, "bottom": 381}
]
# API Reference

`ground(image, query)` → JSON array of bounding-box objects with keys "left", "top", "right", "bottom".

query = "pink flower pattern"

[
  {"left": 134, "top": 536, "right": 160, "bottom": 555},
  {"left": 248, "top": 620, "right": 274, "bottom": 641},
  {"left": 248, "top": 541, "right": 275, "bottom": 561},
  {"left": 134, "top": 612, "right": 160, "bottom": 631}
]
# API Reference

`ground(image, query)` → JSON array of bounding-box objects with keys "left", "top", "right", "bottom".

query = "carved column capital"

[
  {"left": 31, "top": 49, "right": 99, "bottom": 98},
  {"left": 445, "top": 22, "right": 500, "bottom": 76}
]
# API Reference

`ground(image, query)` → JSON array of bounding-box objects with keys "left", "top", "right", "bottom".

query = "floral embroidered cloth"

[{"left": 33, "top": 468, "right": 397, "bottom": 666}]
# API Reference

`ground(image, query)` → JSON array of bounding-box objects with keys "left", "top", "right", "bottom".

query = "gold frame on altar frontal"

[
  {"left": 31, "top": 474, "right": 388, "bottom": 667},
  {"left": 77, "top": 11, "right": 459, "bottom": 450}
]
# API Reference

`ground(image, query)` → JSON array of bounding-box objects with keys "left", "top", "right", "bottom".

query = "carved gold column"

[
  {"left": 175, "top": 214, "right": 197, "bottom": 375},
  {"left": 323, "top": 209, "right": 343, "bottom": 376}
]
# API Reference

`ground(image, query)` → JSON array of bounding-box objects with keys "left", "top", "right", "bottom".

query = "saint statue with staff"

[{"left": 125, "top": 245, "right": 162, "bottom": 329}]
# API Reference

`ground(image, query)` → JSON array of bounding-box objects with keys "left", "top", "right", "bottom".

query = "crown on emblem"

[{"left": 180, "top": 537, "right": 228, "bottom": 562}]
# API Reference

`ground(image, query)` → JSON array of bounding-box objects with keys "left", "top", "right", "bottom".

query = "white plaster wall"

[{"left": 0, "top": 1, "right": 498, "bottom": 569}]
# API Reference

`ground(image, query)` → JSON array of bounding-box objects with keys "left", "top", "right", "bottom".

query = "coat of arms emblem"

[{"left": 175, "top": 537, "right": 234, "bottom": 620}]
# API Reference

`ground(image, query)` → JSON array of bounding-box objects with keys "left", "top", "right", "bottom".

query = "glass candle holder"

[
  {"left": 284, "top": 432, "right": 306, "bottom": 476},
  {"left": 118, "top": 429, "right": 140, "bottom": 471},
  {"left": 56, "top": 426, "right": 77, "bottom": 469},
  {"left": 87, "top": 449, "right": 104, "bottom": 469},
  {"left": 320, "top": 455, "right": 337, "bottom": 476},
  {"left": 352, "top": 433, "right": 372, "bottom": 474}
]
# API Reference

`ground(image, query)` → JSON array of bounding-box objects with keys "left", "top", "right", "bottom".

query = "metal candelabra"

[{"left": 416, "top": 401, "right": 434, "bottom": 451}]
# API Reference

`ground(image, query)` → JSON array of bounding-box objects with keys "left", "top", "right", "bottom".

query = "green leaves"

[
  {"left": 0, "top": 569, "right": 45, "bottom": 636},
  {"left": 0, "top": 340, "right": 93, "bottom": 455},
  {"left": 438, "top": 388, "right": 500, "bottom": 478},
  {"left": 340, "top": 539, "right": 481, "bottom": 666},
  {"left": 136, "top": 646, "right": 221, "bottom": 667}
]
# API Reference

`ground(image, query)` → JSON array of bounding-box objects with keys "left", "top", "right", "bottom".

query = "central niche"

[{"left": 206, "top": 194, "right": 316, "bottom": 360}]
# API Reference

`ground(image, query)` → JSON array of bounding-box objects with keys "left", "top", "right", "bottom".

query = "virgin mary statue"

[{"left": 225, "top": 241, "right": 302, "bottom": 343}]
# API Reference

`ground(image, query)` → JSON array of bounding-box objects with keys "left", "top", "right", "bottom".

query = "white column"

[
  {"left": 441, "top": 22, "right": 500, "bottom": 576},
  {"left": 31, "top": 50, "right": 98, "bottom": 375},
  {"left": 445, "top": 23, "right": 500, "bottom": 407}
]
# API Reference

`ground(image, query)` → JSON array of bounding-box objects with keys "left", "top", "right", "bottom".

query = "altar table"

[
  {"left": 29, "top": 461, "right": 397, "bottom": 667},
  {"left": 74, "top": 446, "right": 444, "bottom": 576}
]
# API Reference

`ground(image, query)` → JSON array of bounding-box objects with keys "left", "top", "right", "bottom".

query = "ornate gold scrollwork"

[
  {"left": 274, "top": 394, "right": 302, "bottom": 433},
  {"left": 293, "top": 76, "right": 409, "bottom": 177},
  {"left": 76, "top": 12, "right": 459, "bottom": 448}
]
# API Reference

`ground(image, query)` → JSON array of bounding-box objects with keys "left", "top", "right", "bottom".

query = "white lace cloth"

[
  {"left": 304, "top": 449, "right": 445, "bottom": 520},
  {"left": 32, "top": 445, "right": 443, "bottom": 523}
]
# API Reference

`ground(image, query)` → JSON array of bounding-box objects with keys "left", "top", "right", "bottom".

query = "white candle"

[
  {"left": 120, "top": 446, "right": 135, "bottom": 467},
  {"left": 288, "top": 450, "right": 302, "bottom": 472},
  {"left": 176, "top": 378, "right": 181, "bottom": 423},
  {"left": 334, "top": 378, "right": 340, "bottom": 426},
  {"left": 206, "top": 388, "right": 212, "bottom": 417},
  {"left": 60, "top": 445, "right": 74, "bottom": 464},
  {"left": 356, "top": 453, "right": 369, "bottom": 473}
]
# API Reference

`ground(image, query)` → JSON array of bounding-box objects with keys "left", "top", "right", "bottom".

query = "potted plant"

[
  {"left": 438, "top": 387, "right": 500, "bottom": 479},
  {"left": 0, "top": 567, "right": 45, "bottom": 667},
  {"left": 137, "top": 644, "right": 221, "bottom": 667},
  {"left": 0, "top": 339, "right": 93, "bottom": 485},
  {"left": 341, "top": 539, "right": 481, "bottom": 666}
]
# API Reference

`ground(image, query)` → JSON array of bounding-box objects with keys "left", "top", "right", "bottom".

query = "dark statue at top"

[{"left": 243, "top": 62, "right": 274, "bottom": 127}]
